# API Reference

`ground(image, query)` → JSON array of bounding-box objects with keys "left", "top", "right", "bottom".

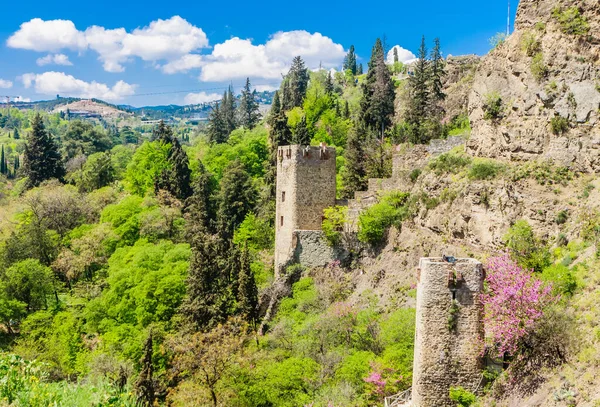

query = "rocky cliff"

[{"left": 467, "top": 0, "right": 600, "bottom": 171}]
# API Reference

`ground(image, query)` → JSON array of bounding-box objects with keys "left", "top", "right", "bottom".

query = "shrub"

[
  {"left": 322, "top": 206, "right": 347, "bottom": 246},
  {"left": 555, "top": 210, "right": 568, "bottom": 224},
  {"left": 468, "top": 159, "right": 503, "bottom": 180},
  {"left": 489, "top": 32, "right": 507, "bottom": 49},
  {"left": 481, "top": 254, "right": 557, "bottom": 357},
  {"left": 428, "top": 149, "right": 472, "bottom": 175},
  {"left": 409, "top": 168, "right": 422, "bottom": 183},
  {"left": 550, "top": 116, "right": 569, "bottom": 135},
  {"left": 531, "top": 53, "right": 548, "bottom": 82},
  {"left": 440, "top": 188, "right": 459, "bottom": 204},
  {"left": 504, "top": 219, "right": 551, "bottom": 272},
  {"left": 541, "top": 264, "right": 577, "bottom": 296},
  {"left": 521, "top": 32, "right": 541, "bottom": 57},
  {"left": 446, "top": 114, "right": 471, "bottom": 137},
  {"left": 483, "top": 92, "right": 503, "bottom": 121},
  {"left": 534, "top": 22, "right": 546, "bottom": 32},
  {"left": 449, "top": 386, "right": 477, "bottom": 407},
  {"left": 357, "top": 192, "right": 411, "bottom": 245},
  {"left": 552, "top": 6, "right": 590, "bottom": 35}
]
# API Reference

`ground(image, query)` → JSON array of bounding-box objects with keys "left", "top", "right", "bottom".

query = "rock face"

[{"left": 467, "top": 0, "right": 600, "bottom": 171}]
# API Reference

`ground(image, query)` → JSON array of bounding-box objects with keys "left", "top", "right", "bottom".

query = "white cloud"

[
  {"left": 21, "top": 71, "right": 136, "bottom": 101},
  {"left": 199, "top": 31, "right": 346, "bottom": 82},
  {"left": 386, "top": 45, "right": 417, "bottom": 64},
  {"left": 8, "top": 16, "right": 209, "bottom": 73},
  {"left": 7, "top": 18, "right": 87, "bottom": 52},
  {"left": 14, "top": 96, "right": 31, "bottom": 102},
  {"left": 184, "top": 91, "right": 221, "bottom": 104},
  {"left": 36, "top": 53, "right": 73, "bottom": 66},
  {"left": 0, "top": 79, "right": 13, "bottom": 89},
  {"left": 254, "top": 84, "right": 279, "bottom": 92},
  {"left": 161, "top": 54, "right": 204, "bottom": 74}
]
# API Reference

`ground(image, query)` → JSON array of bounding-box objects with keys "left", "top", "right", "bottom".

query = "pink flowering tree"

[
  {"left": 481, "top": 254, "right": 558, "bottom": 358},
  {"left": 363, "top": 362, "right": 405, "bottom": 402}
]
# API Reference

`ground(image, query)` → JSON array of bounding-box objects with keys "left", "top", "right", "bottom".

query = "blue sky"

[{"left": 1, "top": 0, "right": 519, "bottom": 107}]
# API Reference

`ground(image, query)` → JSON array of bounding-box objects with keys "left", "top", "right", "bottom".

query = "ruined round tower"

[
  {"left": 411, "top": 257, "right": 485, "bottom": 407},
  {"left": 274, "top": 145, "right": 336, "bottom": 276}
]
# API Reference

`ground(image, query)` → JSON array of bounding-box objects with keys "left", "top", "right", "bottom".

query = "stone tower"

[
  {"left": 274, "top": 145, "right": 336, "bottom": 275},
  {"left": 411, "top": 257, "right": 484, "bottom": 407}
]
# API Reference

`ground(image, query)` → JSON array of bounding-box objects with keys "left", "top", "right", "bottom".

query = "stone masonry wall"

[
  {"left": 274, "top": 145, "right": 337, "bottom": 275},
  {"left": 412, "top": 258, "right": 484, "bottom": 407},
  {"left": 292, "top": 230, "right": 349, "bottom": 269}
]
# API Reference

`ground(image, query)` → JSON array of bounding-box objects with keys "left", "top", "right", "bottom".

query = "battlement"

[{"left": 277, "top": 145, "right": 335, "bottom": 163}]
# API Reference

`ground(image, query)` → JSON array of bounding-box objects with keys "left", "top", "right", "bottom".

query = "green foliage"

[
  {"left": 3, "top": 259, "right": 54, "bottom": 313},
  {"left": 358, "top": 192, "right": 411, "bottom": 244},
  {"left": 468, "top": 159, "right": 503, "bottom": 180},
  {"left": 521, "top": 32, "right": 541, "bottom": 57},
  {"left": 551, "top": 116, "right": 569, "bottom": 135},
  {"left": 531, "top": 52, "right": 549, "bottom": 82},
  {"left": 100, "top": 195, "right": 145, "bottom": 246},
  {"left": 449, "top": 386, "right": 477, "bottom": 407},
  {"left": 233, "top": 213, "right": 274, "bottom": 252},
  {"left": 322, "top": 206, "right": 347, "bottom": 246},
  {"left": 504, "top": 219, "right": 551, "bottom": 272},
  {"left": 509, "top": 160, "right": 573, "bottom": 186},
  {"left": 428, "top": 149, "right": 472, "bottom": 175},
  {"left": 541, "top": 264, "right": 577, "bottom": 296},
  {"left": 555, "top": 210, "right": 568, "bottom": 225},
  {"left": 446, "top": 114, "right": 471, "bottom": 137},
  {"left": 552, "top": 6, "right": 590, "bottom": 35},
  {"left": 483, "top": 92, "right": 503, "bottom": 121},
  {"left": 125, "top": 141, "right": 170, "bottom": 196},
  {"left": 409, "top": 168, "right": 422, "bottom": 183},
  {"left": 489, "top": 32, "right": 507, "bottom": 49}
]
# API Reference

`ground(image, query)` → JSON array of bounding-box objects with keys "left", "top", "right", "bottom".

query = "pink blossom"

[{"left": 481, "top": 254, "right": 557, "bottom": 357}]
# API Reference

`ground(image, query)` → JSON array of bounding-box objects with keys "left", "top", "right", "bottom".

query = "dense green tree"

[
  {"left": 292, "top": 115, "right": 311, "bottom": 145},
  {"left": 0, "top": 145, "right": 6, "bottom": 175},
  {"left": 341, "top": 124, "right": 368, "bottom": 199},
  {"left": 185, "top": 160, "right": 217, "bottom": 234},
  {"left": 223, "top": 86, "right": 238, "bottom": 136},
  {"left": 207, "top": 102, "right": 228, "bottom": 144},
  {"left": 343, "top": 45, "right": 358, "bottom": 75},
  {"left": 325, "top": 72, "right": 334, "bottom": 96},
  {"left": 62, "top": 120, "right": 113, "bottom": 160},
  {"left": 429, "top": 38, "right": 446, "bottom": 113},
  {"left": 344, "top": 100, "right": 351, "bottom": 119},
  {"left": 180, "top": 232, "right": 230, "bottom": 330},
  {"left": 216, "top": 160, "right": 257, "bottom": 241},
  {"left": 393, "top": 47, "right": 399, "bottom": 63},
  {"left": 4, "top": 259, "right": 54, "bottom": 313},
  {"left": 357, "top": 63, "right": 364, "bottom": 75},
  {"left": 135, "top": 332, "right": 155, "bottom": 407},
  {"left": 360, "top": 38, "right": 396, "bottom": 139},
  {"left": 22, "top": 114, "right": 65, "bottom": 188},
  {"left": 13, "top": 128, "right": 19, "bottom": 140},
  {"left": 406, "top": 36, "right": 431, "bottom": 143},
  {"left": 239, "top": 78, "right": 261, "bottom": 129},
  {"left": 154, "top": 121, "right": 192, "bottom": 200},
  {"left": 237, "top": 245, "right": 258, "bottom": 326},
  {"left": 75, "top": 151, "right": 115, "bottom": 192},
  {"left": 287, "top": 56, "right": 310, "bottom": 108},
  {"left": 268, "top": 91, "right": 292, "bottom": 149}
]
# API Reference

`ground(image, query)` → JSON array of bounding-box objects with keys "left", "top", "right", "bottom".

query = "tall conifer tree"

[
  {"left": 237, "top": 244, "right": 258, "bottom": 326},
  {"left": 154, "top": 121, "right": 192, "bottom": 200},
  {"left": 216, "top": 160, "right": 256, "bottom": 241},
  {"left": 341, "top": 124, "right": 368, "bottom": 199},
  {"left": 239, "top": 78, "right": 260, "bottom": 129},
  {"left": 406, "top": 36, "right": 431, "bottom": 143},
  {"left": 207, "top": 102, "right": 228, "bottom": 144},
  {"left": 292, "top": 115, "right": 310, "bottom": 145},
  {"left": 287, "top": 56, "right": 310, "bottom": 108},
  {"left": 343, "top": 45, "right": 358, "bottom": 75},
  {"left": 0, "top": 145, "right": 6, "bottom": 175},
  {"left": 22, "top": 114, "right": 64, "bottom": 189}
]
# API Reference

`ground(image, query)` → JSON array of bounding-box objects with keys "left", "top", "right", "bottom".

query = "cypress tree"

[
  {"left": 360, "top": 38, "right": 396, "bottom": 139},
  {"left": 184, "top": 160, "right": 217, "bottom": 234},
  {"left": 0, "top": 145, "right": 6, "bottom": 175},
  {"left": 224, "top": 85, "right": 237, "bottom": 135},
  {"left": 341, "top": 123, "right": 368, "bottom": 199},
  {"left": 237, "top": 244, "right": 258, "bottom": 326},
  {"left": 216, "top": 160, "right": 257, "bottom": 241},
  {"left": 344, "top": 100, "right": 350, "bottom": 119},
  {"left": 268, "top": 91, "right": 292, "bottom": 148},
  {"left": 357, "top": 63, "right": 364, "bottom": 75},
  {"left": 239, "top": 78, "right": 260, "bottom": 129},
  {"left": 325, "top": 72, "right": 334, "bottom": 96},
  {"left": 13, "top": 128, "right": 19, "bottom": 140},
  {"left": 154, "top": 121, "right": 192, "bottom": 200},
  {"left": 429, "top": 38, "right": 446, "bottom": 114},
  {"left": 134, "top": 332, "right": 155, "bottom": 407},
  {"left": 406, "top": 36, "right": 431, "bottom": 143},
  {"left": 22, "top": 113, "right": 65, "bottom": 189},
  {"left": 287, "top": 56, "right": 310, "bottom": 108},
  {"left": 207, "top": 102, "right": 228, "bottom": 144},
  {"left": 343, "top": 45, "right": 358, "bottom": 75},
  {"left": 292, "top": 115, "right": 310, "bottom": 145},
  {"left": 393, "top": 47, "right": 399, "bottom": 63}
]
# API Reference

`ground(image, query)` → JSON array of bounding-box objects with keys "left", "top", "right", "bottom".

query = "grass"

[{"left": 551, "top": 116, "right": 569, "bottom": 135}]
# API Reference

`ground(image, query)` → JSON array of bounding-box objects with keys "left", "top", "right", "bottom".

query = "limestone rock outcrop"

[{"left": 467, "top": 0, "right": 600, "bottom": 171}]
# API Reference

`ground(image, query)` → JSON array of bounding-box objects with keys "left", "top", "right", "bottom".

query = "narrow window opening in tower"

[
  {"left": 282, "top": 191, "right": 286, "bottom": 202},
  {"left": 452, "top": 290, "right": 457, "bottom": 301},
  {"left": 280, "top": 216, "right": 284, "bottom": 226}
]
